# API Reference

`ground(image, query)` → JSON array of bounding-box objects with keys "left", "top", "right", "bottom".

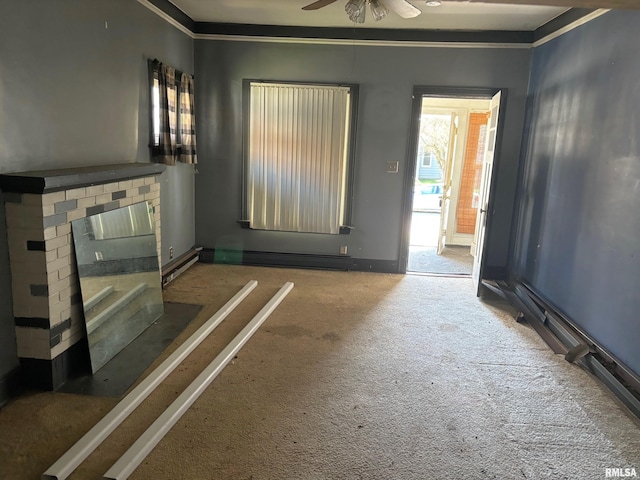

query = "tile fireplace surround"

[{"left": 0, "top": 163, "right": 166, "bottom": 390}]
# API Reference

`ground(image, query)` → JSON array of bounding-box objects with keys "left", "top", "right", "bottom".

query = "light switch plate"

[{"left": 386, "top": 161, "right": 399, "bottom": 173}]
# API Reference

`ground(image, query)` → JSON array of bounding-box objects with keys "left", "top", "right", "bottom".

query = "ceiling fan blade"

[
  {"left": 302, "top": 0, "right": 339, "bottom": 10},
  {"left": 384, "top": 0, "right": 422, "bottom": 18}
]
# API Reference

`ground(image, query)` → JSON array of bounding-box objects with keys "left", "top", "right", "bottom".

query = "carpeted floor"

[
  {"left": 0, "top": 264, "right": 638, "bottom": 480},
  {"left": 408, "top": 211, "right": 474, "bottom": 275},
  {"left": 408, "top": 245, "right": 473, "bottom": 275}
]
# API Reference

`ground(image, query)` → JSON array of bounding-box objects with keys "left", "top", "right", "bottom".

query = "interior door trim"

[{"left": 398, "top": 86, "right": 503, "bottom": 275}]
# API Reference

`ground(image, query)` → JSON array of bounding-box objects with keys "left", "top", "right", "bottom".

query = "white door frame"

[{"left": 421, "top": 99, "right": 492, "bottom": 248}]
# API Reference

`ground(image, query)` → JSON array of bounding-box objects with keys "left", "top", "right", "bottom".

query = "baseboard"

[
  {"left": 0, "top": 366, "right": 23, "bottom": 408},
  {"left": 200, "top": 249, "right": 353, "bottom": 271},
  {"left": 499, "top": 279, "right": 640, "bottom": 419},
  {"left": 349, "top": 258, "right": 399, "bottom": 273},
  {"left": 20, "top": 340, "right": 91, "bottom": 391},
  {"left": 199, "top": 249, "right": 400, "bottom": 273},
  {"left": 496, "top": 280, "right": 567, "bottom": 355},
  {"left": 482, "top": 265, "right": 507, "bottom": 280}
]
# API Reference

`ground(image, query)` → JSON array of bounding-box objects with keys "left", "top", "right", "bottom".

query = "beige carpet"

[
  {"left": 407, "top": 246, "right": 473, "bottom": 275},
  {"left": 0, "top": 264, "right": 638, "bottom": 479}
]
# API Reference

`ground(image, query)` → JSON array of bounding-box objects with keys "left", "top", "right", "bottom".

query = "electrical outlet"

[
  {"left": 339, "top": 245, "right": 348, "bottom": 255},
  {"left": 169, "top": 246, "right": 173, "bottom": 259}
]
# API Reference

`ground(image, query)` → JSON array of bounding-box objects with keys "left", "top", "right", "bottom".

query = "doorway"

[{"left": 407, "top": 97, "right": 491, "bottom": 275}]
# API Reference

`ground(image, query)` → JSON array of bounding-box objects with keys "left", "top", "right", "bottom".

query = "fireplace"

[{"left": 0, "top": 163, "right": 166, "bottom": 390}]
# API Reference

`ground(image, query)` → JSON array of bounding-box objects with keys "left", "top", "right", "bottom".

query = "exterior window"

[
  {"left": 244, "top": 81, "right": 356, "bottom": 234},
  {"left": 421, "top": 152, "right": 435, "bottom": 168},
  {"left": 149, "top": 60, "right": 197, "bottom": 165}
]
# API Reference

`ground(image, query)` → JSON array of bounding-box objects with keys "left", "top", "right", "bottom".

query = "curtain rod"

[{"left": 149, "top": 58, "right": 194, "bottom": 79}]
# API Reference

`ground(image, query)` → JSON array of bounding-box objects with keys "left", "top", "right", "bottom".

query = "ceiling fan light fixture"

[
  {"left": 370, "top": 0, "right": 389, "bottom": 21},
  {"left": 345, "top": 0, "right": 366, "bottom": 23},
  {"left": 303, "top": 0, "right": 422, "bottom": 22}
]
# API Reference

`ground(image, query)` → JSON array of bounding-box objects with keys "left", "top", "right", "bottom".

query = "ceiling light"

[
  {"left": 370, "top": 0, "right": 389, "bottom": 21},
  {"left": 345, "top": 0, "right": 391, "bottom": 23},
  {"left": 425, "top": 1, "right": 442, "bottom": 6},
  {"left": 304, "top": 0, "right": 422, "bottom": 22},
  {"left": 345, "top": 0, "right": 366, "bottom": 23}
]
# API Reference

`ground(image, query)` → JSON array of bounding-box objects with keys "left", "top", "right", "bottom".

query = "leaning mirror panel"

[{"left": 72, "top": 201, "right": 164, "bottom": 373}]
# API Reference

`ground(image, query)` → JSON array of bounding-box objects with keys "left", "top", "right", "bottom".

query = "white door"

[
  {"left": 472, "top": 91, "right": 501, "bottom": 294},
  {"left": 437, "top": 113, "right": 458, "bottom": 255}
]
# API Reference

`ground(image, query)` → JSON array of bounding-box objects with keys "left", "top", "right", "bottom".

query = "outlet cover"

[{"left": 386, "top": 161, "right": 399, "bottom": 173}]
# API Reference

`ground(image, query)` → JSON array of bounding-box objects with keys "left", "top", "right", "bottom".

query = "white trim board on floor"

[
  {"left": 42, "top": 281, "right": 258, "bottom": 480},
  {"left": 103, "top": 282, "right": 295, "bottom": 480}
]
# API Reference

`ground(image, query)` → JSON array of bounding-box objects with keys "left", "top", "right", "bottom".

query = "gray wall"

[
  {"left": 194, "top": 40, "right": 531, "bottom": 267},
  {"left": 0, "top": 0, "right": 195, "bottom": 379},
  {"left": 513, "top": 10, "right": 640, "bottom": 376}
]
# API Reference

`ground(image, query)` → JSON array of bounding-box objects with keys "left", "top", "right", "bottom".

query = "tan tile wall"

[{"left": 5, "top": 175, "right": 161, "bottom": 361}]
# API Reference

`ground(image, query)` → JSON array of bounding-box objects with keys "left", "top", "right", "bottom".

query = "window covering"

[
  {"left": 150, "top": 61, "right": 197, "bottom": 166},
  {"left": 247, "top": 82, "right": 351, "bottom": 234}
]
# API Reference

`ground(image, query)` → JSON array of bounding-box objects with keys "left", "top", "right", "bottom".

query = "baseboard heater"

[
  {"left": 162, "top": 248, "right": 200, "bottom": 287},
  {"left": 494, "top": 279, "right": 640, "bottom": 419}
]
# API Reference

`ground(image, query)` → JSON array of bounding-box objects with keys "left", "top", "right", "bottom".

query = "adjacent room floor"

[
  {"left": 408, "top": 211, "right": 473, "bottom": 275},
  {"left": 0, "top": 264, "right": 638, "bottom": 479}
]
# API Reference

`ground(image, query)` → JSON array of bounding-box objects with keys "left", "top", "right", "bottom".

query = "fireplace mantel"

[
  {"left": 0, "top": 162, "right": 166, "bottom": 194},
  {"left": 1, "top": 162, "right": 166, "bottom": 390}
]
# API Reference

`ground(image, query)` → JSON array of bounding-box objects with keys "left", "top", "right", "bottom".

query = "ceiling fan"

[{"left": 302, "top": 0, "right": 422, "bottom": 23}]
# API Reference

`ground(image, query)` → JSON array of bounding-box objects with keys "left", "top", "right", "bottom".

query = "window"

[
  {"left": 244, "top": 81, "right": 357, "bottom": 234},
  {"left": 421, "top": 152, "right": 435, "bottom": 168},
  {"left": 151, "top": 75, "right": 177, "bottom": 148},
  {"left": 149, "top": 60, "right": 197, "bottom": 165}
]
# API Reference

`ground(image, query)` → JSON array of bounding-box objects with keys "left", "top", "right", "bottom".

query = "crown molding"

[
  {"left": 137, "top": 0, "right": 609, "bottom": 49},
  {"left": 193, "top": 23, "right": 533, "bottom": 47},
  {"left": 533, "top": 9, "right": 610, "bottom": 47},
  {"left": 193, "top": 33, "right": 531, "bottom": 49},
  {"left": 137, "top": 0, "right": 195, "bottom": 38}
]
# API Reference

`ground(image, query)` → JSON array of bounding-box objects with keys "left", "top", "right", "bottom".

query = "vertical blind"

[
  {"left": 247, "top": 82, "right": 351, "bottom": 234},
  {"left": 88, "top": 204, "right": 154, "bottom": 240}
]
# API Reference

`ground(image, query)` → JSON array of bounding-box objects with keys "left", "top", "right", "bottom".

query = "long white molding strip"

[
  {"left": 86, "top": 283, "right": 148, "bottom": 335},
  {"left": 83, "top": 285, "right": 114, "bottom": 311},
  {"left": 533, "top": 9, "right": 610, "bottom": 48},
  {"left": 193, "top": 33, "right": 530, "bottom": 50},
  {"left": 42, "top": 280, "right": 258, "bottom": 480},
  {"left": 103, "top": 282, "right": 295, "bottom": 480}
]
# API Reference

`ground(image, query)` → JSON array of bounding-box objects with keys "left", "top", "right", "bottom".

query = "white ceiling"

[{"left": 170, "top": 1, "right": 569, "bottom": 31}]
